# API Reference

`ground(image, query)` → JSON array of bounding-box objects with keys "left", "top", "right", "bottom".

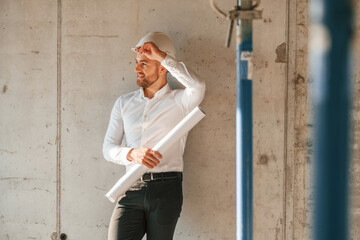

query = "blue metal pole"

[
  {"left": 310, "top": 0, "right": 354, "bottom": 239},
  {"left": 236, "top": 0, "right": 253, "bottom": 240}
]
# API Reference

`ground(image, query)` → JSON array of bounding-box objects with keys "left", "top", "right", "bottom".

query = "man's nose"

[{"left": 134, "top": 64, "right": 141, "bottom": 72}]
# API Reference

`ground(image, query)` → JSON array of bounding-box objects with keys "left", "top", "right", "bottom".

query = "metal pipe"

[
  {"left": 209, "top": 0, "right": 227, "bottom": 19},
  {"left": 236, "top": 0, "right": 253, "bottom": 239},
  {"left": 310, "top": 0, "right": 354, "bottom": 239}
]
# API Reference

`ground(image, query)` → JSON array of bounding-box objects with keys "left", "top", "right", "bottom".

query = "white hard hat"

[{"left": 131, "top": 32, "right": 176, "bottom": 59}]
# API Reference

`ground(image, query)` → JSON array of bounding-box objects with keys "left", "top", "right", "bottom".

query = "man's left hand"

[{"left": 138, "top": 42, "right": 167, "bottom": 62}]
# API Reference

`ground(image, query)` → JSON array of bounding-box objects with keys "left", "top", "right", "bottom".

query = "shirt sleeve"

[
  {"left": 161, "top": 55, "right": 206, "bottom": 112},
  {"left": 102, "top": 97, "right": 133, "bottom": 166}
]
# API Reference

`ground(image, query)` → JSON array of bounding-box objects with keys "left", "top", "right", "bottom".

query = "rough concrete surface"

[
  {"left": 0, "top": 0, "right": 58, "bottom": 239},
  {"left": 0, "top": 0, "right": 359, "bottom": 240}
]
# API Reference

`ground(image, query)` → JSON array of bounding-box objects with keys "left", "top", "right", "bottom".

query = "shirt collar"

[{"left": 139, "top": 83, "right": 171, "bottom": 99}]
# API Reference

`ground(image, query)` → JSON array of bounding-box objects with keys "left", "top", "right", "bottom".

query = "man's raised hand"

[{"left": 137, "top": 42, "right": 167, "bottom": 62}]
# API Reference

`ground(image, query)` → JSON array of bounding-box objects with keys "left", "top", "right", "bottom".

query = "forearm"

[
  {"left": 102, "top": 143, "right": 133, "bottom": 166},
  {"left": 162, "top": 55, "right": 206, "bottom": 111},
  {"left": 161, "top": 55, "right": 205, "bottom": 91}
]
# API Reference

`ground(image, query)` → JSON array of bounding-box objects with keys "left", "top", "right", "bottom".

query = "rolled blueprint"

[{"left": 105, "top": 106, "right": 206, "bottom": 202}]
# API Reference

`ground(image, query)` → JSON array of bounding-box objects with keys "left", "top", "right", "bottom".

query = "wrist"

[
  {"left": 126, "top": 148, "right": 134, "bottom": 162},
  {"left": 156, "top": 52, "right": 167, "bottom": 62}
]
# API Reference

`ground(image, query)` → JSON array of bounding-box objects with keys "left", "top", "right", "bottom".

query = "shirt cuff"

[
  {"left": 109, "top": 146, "right": 133, "bottom": 165},
  {"left": 161, "top": 55, "right": 181, "bottom": 75}
]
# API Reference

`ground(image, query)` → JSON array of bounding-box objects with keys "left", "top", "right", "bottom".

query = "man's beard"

[{"left": 137, "top": 74, "right": 159, "bottom": 88}]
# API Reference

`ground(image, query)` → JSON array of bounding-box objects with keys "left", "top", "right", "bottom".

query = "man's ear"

[{"left": 159, "top": 66, "right": 167, "bottom": 75}]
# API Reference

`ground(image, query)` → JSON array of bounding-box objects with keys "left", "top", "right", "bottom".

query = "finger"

[
  {"left": 150, "top": 150, "right": 162, "bottom": 159},
  {"left": 145, "top": 149, "right": 161, "bottom": 163},
  {"left": 143, "top": 159, "right": 156, "bottom": 169},
  {"left": 145, "top": 155, "right": 160, "bottom": 165},
  {"left": 138, "top": 45, "right": 146, "bottom": 54},
  {"left": 142, "top": 43, "right": 153, "bottom": 53},
  {"left": 144, "top": 42, "right": 156, "bottom": 50},
  {"left": 145, "top": 150, "right": 160, "bottom": 162},
  {"left": 142, "top": 161, "right": 154, "bottom": 169},
  {"left": 140, "top": 43, "right": 148, "bottom": 50},
  {"left": 143, "top": 42, "right": 152, "bottom": 48},
  {"left": 143, "top": 48, "right": 151, "bottom": 54}
]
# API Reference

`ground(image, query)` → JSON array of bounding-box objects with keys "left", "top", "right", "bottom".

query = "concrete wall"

[
  {"left": 0, "top": 0, "right": 359, "bottom": 240},
  {"left": 0, "top": 1, "right": 58, "bottom": 239}
]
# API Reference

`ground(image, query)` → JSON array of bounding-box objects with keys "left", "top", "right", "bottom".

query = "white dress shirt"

[{"left": 103, "top": 55, "right": 205, "bottom": 173}]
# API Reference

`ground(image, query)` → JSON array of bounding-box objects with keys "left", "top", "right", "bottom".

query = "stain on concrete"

[
  {"left": 0, "top": 148, "right": 16, "bottom": 154},
  {"left": 94, "top": 186, "right": 107, "bottom": 191},
  {"left": 257, "top": 154, "right": 277, "bottom": 166},
  {"left": 2, "top": 84, "right": 8, "bottom": 93},
  {"left": 275, "top": 227, "right": 281, "bottom": 240},
  {"left": 263, "top": 18, "right": 272, "bottom": 23},
  {"left": 51, "top": 232, "right": 57, "bottom": 240},
  {"left": 275, "top": 42, "right": 287, "bottom": 63},
  {"left": 0, "top": 177, "right": 35, "bottom": 181},
  {"left": 258, "top": 154, "right": 270, "bottom": 165},
  {"left": 31, "top": 50, "right": 39, "bottom": 54},
  {"left": 32, "top": 187, "right": 51, "bottom": 193},
  {"left": 294, "top": 74, "right": 305, "bottom": 85}
]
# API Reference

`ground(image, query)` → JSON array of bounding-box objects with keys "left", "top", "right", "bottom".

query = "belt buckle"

[{"left": 141, "top": 173, "right": 154, "bottom": 182}]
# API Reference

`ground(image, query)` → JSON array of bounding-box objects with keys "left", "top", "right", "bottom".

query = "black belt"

[{"left": 140, "top": 172, "right": 182, "bottom": 182}]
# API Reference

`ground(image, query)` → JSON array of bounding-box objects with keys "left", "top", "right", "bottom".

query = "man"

[{"left": 103, "top": 32, "right": 205, "bottom": 240}]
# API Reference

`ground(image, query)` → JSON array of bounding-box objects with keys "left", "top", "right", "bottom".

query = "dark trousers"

[{"left": 108, "top": 176, "right": 183, "bottom": 240}]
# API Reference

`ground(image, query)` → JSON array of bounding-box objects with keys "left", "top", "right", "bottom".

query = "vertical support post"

[
  {"left": 236, "top": 0, "right": 253, "bottom": 239},
  {"left": 310, "top": 0, "right": 354, "bottom": 239}
]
